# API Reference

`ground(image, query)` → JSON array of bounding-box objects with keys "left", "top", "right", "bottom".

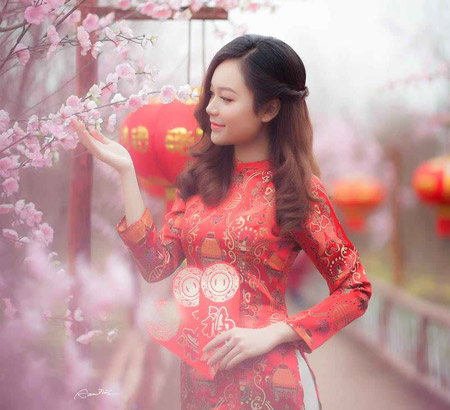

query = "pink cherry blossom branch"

[
  {"left": 52, "top": 0, "right": 85, "bottom": 30},
  {"left": 0, "top": 21, "right": 27, "bottom": 33},
  {"left": 0, "top": 22, "right": 32, "bottom": 71}
]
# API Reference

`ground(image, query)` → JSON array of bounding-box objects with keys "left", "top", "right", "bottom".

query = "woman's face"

[{"left": 205, "top": 59, "right": 270, "bottom": 147}]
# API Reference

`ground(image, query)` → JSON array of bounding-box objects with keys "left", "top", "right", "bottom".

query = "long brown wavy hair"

[{"left": 176, "top": 34, "right": 322, "bottom": 238}]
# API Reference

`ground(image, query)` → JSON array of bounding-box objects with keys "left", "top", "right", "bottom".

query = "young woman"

[{"left": 71, "top": 34, "right": 372, "bottom": 410}]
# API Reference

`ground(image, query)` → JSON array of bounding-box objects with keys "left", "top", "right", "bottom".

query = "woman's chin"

[{"left": 211, "top": 131, "right": 226, "bottom": 145}]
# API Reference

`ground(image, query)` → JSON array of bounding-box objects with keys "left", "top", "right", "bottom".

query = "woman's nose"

[{"left": 206, "top": 99, "right": 218, "bottom": 116}]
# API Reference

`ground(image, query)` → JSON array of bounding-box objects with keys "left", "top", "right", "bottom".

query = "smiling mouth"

[{"left": 211, "top": 122, "right": 225, "bottom": 130}]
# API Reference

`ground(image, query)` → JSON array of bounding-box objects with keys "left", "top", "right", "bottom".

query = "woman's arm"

[
  {"left": 280, "top": 175, "right": 373, "bottom": 353},
  {"left": 119, "top": 166, "right": 146, "bottom": 228},
  {"left": 116, "top": 166, "right": 186, "bottom": 283}
]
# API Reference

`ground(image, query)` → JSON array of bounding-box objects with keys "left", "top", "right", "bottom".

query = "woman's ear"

[{"left": 261, "top": 98, "right": 281, "bottom": 123}]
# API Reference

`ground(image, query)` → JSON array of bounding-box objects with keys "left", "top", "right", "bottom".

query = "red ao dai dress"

[{"left": 116, "top": 156, "right": 373, "bottom": 410}]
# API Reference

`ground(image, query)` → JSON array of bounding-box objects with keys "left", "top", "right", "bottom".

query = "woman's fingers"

[
  {"left": 70, "top": 119, "right": 106, "bottom": 158},
  {"left": 88, "top": 126, "right": 109, "bottom": 144}
]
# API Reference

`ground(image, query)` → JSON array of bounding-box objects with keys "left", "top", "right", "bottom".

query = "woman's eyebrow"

[{"left": 210, "top": 84, "right": 238, "bottom": 94}]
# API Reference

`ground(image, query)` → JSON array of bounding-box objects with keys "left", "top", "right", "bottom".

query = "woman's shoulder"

[{"left": 309, "top": 174, "right": 328, "bottom": 199}]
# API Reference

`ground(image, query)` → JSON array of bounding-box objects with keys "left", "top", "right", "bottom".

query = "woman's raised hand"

[{"left": 70, "top": 118, "right": 134, "bottom": 175}]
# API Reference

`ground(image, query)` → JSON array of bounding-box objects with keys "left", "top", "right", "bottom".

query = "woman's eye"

[{"left": 209, "top": 92, "right": 231, "bottom": 102}]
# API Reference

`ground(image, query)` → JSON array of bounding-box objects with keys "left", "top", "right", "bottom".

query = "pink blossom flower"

[
  {"left": 24, "top": 4, "right": 51, "bottom": 25},
  {"left": 42, "top": 309, "right": 52, "bottom": 322},
  {"left": 2, "top": 177, "right": 19, "bottom": 195},
  {"left": 91, "top": 41, "right": 103, "bottom": 59},
  {"left": 115, "top": 63, "right": 135, "bottom": 82},
  {"left": 27, "top": 115, "right": 39, "bottom": 134},
  {"left": 65, "top": 95, "right": 83, "bottom": 113},
  {"left": 190, "top": 0, "right": 204, "bottom": 12},
  {"left": 118, "top": 20, "right": 133, "bottom": 37},
  {"left": 247, "top": 2, "right": 260, "bottom": 12},
  {"left": 115, "top": 43, "right": 130, "bottom": 60},
  {"left": 173, "top": 8, "right": 192, "bottom": 20},
  {"left": 14, "top": 199, "right": 25, "bottom": 214},
  {"left": 126, "top": 95, "right": 143, "bottom": 111},
  {"left": 101, "top": 83, "right": 115, "bottom": 100},
  {"left": 106, "top": 72, "right": 119, "bottom": 85},
  {"left": 169, "top": 0, "right": 182, "bottom": 9},
  {"left": 82, "top": 13, "right": 100, "bottom": 32},
  {"left": 88, "top": 84, "right": 102, "bottom": 100},
  {"left": 110, "top": 93, "right": 126, "bottom": 112},
  {"left": 47, "top": 25, "right": 61, "bottom": 45},
  {"left": 17, "top": 236, "right": 31, "bottom": 246},
  {"left": 99, "top": 11, "right": 115, "bottom": 28},
  {"left": 77, "top": 26, "right": 91, "bottom": 56},
  {"left": 76, "top": 329, "right": 102, "bottom": 344},
  {"left": 46, "top": 0, "right": 64, "bottom": 9},
  {"left": 143, "top": 64, "right": 159, "bottom": 81},
  {"left": 101, "top": 73, "right": 119, "bottom": 99},
  {"left": 106, "top": 328, "right": 119, "bottom": 343},
  {"left": 140, "top": 2, "right": 156, "bottom": 16},
  {"left": 12, "top": 122, "right": 26, "bottom": 142},
  {"left": 83, "top": 100, "right": 100, "bottom": 120},
  {"left": 65, "top": 9, "right": 81, "bottom": 26},
  {"left": 103, "top": 26, "right": 118, "bottom": 42},
  {"left": 73, "top": 307, "right": 84, "bottom": 322},
  {"left": 46, "top": 43, "right": 58, "bottom": 59},
  {"left": 216, "top": 0, "right": 239, "bottom": 11},
  {"left": 159, "top": 85, "right": 177, "bottom": 104},
  {"left": 15, "top": 43, "right": 30, "bottom": 66},
  {"left": 37, "top": 222, "right": 54, "bottom": 245},
  {"left": 2, "top": 229, "right": 18, "bottom": 241},
  {"left": 55, "top": 131, "right": 78, "bottom": 151},
  {"left": 118, "top": 0, "right": 131, "bottom": 10},
  {"left": 23, "top": 142, "right": 40, "bottom": 159},
  {"left": 0, "top": 156, "right": 19, "bottom": 178},
  {"left": 33, "top": 148, "right": 52, "bottom": 168},
  {"left": 153, "top": 4, "right": 172, "bottom": 20},
  {"left": 178, "top": 84, "right": 192, "bottom": 102},
  {"left": 19, "top": 202, "right": 43, "bottom": 227},
  {"left": 0, "top": 110, "right": 10, "bottom": 132}
]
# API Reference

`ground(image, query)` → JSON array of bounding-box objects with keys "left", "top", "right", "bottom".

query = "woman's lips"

[{"left": 210, "top": 122, "right": 225, "bottom": 130}]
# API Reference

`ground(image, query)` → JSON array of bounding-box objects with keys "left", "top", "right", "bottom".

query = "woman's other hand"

[{"left": 203, "top": 327, "right": 278, "bottom": 371}]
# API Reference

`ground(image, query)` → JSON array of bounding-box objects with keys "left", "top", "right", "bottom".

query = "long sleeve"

[
  {"left": 285, "top": 175, "right": 372, "bottom": 354},
  {"left": 116, "top": 188, "right": 186, "bottom": 283}
]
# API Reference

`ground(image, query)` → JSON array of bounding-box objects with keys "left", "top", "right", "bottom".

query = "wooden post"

[
  {"left": 68, "top": 0, "right": 98, "bottom": 351},
  {"left": 388, "top": 146, "right": 405, "bottom": 286}
]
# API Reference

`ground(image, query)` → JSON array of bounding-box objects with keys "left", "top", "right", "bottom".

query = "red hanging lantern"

[
  {"left": 411, "top": 155, "right": 450, "bottom": 237},
  {"left": 331, "top": 175, "right": 385, "bottom": 232},
  {"left": 119, "top": 89, "right": 203, "bottom": 209}
]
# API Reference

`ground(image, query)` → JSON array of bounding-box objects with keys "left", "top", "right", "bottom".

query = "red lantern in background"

[
  {"left": 119, "top": 90, "right": 203, "bottom": 210},
  {"left": 412, "top": 155, "right": 450, "bottom": 237},
  {"left": 331, "top": 175, "right": 385, "bottom": 232}
]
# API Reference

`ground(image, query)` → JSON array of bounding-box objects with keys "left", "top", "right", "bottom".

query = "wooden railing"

[{"left": 344, "top": 276, "right": 450, "bottom": 406}]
